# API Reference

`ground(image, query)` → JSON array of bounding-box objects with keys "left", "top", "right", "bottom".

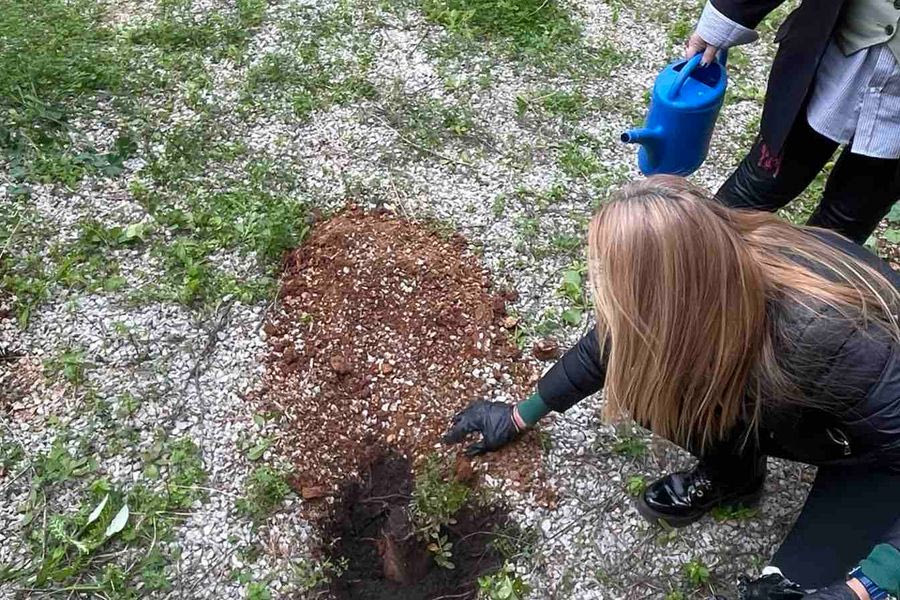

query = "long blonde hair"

[{"left": 589, "top": 175, "right": 900, "bottom": 451}]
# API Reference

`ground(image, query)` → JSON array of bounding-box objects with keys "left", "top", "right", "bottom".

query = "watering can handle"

[{"left": 666, "top": 49, "right": 728, "bottom": 101}]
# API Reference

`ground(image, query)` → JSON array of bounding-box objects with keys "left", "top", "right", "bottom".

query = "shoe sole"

[{"left": 634, "top": 488, "right": 763, "bottom": 528}]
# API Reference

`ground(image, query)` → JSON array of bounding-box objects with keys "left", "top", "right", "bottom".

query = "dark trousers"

[
  {"left": 700, "top": 441, "right": 900, "bottom": 589},
  {"left": 716, "top": 116, "right": 900, "bottom": 244},
  {"left": 770, "top": 466, "right": 900, "bottom": 588}
]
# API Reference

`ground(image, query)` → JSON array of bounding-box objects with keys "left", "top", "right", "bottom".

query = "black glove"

[
  {"left": 442, "top": 401, "right": 521, "bottom": 456},
  {"left": 738, "top": 574, "right": 805, "bottom": 600}
]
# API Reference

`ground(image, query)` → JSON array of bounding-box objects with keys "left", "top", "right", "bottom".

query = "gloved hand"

[
  {"left": 442, "top": 401, "right": 521, "bottom": 456},
  {"left": 738, "top": 574, "right": 805, "bottom": 600}
]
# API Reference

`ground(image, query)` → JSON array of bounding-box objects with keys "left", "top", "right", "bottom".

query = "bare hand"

[{"left": 685, "top": 31, "right": 719, "bottom": 66}]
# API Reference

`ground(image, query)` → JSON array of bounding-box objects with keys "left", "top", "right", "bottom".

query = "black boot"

[{"left": 636, "top": 461, "right": 766, "bottom": 527}]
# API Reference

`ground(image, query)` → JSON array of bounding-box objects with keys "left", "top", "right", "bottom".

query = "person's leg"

[
  {"left": 806, "top": 150, "right": 900, "bottom": 244},
  {"left": 716, "top": 118, "right": 839, "bottom": 212},
  {"left": 771, "top": 466, "right": 900, "bottom": 589}
]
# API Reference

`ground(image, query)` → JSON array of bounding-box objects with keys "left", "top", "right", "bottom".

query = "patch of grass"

[
  {"left": 516, "top": 88, "right": 590, "bottom": 120},
  {"left": 237, "top": 466, "right": 292, "bottom": 524},
  {"left": 0, "top": 0, "right": 129, "bottom": 186},
  {"left": 128, "top": 8, "right": 260, "bottom": 61},
  {"left": 247, "top": 581, "right": 272, "bottom": 600},
  {"left": 136, "top": 156, "right": 308, "bottom": 308},
  {"left": 243, "top": 50, "right": 375, "bottom": 121},
  {"left": 379, "top": 92, "right": 484, "bottom": 152},
  {"left": 421, "top": 0, "right": 580, "bottom": 55},
  {"left": 558, "top": 135, "right": 603, "bottom": 179},
  {"left": 3, "top": 431, "right": 206, "bottom": 595},
  {"left": 239, "top": 3, "right": 376, "bottom": 120}
]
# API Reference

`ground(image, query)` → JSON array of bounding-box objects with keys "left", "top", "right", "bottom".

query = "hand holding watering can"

[{"left": 622, "top": 48, "right": 728, "bottom": 176}]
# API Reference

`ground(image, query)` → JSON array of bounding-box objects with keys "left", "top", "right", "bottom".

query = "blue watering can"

[{"left": 622, "top": 51, "right": 728, "bottom": 176}]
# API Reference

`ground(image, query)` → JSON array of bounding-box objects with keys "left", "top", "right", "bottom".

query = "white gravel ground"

[{"left": 1, "top": 0, "right": 818, "bottom": 598}]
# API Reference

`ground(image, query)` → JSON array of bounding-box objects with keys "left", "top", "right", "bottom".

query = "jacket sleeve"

[
  {"left": 536, "top": 326, "right": 607, "bottom": 413},
  {"left": 710, "top": 0, "right": 789, "bottom": 29}
]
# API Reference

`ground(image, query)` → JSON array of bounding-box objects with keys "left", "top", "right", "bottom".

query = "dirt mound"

[
  {"left": 326, "top": 451, "right": 507, "bottom": 600},
  {"left": 257, "top": 208, "right": 551, "bottom": 503}
]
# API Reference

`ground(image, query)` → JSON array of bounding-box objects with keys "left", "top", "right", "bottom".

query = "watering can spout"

[{"left": 621, "top": 127, "right": 662, "bottom": 146}]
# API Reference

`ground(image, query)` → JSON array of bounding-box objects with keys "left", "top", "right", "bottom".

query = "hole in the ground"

[{"left": 325, "top": 451, "right": 507, "bottom": 600}]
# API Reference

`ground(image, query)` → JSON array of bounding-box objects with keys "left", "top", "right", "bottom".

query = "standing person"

[
  {"left": 684, "top": 0, "right": 900, "bottom": 244},
  {"left": 444, "top": 177, "right": 900, "bottom": 599}
]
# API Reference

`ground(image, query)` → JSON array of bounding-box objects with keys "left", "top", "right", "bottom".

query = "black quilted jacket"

[{"left": 536, "top": 232, "right": 900, "bottom": 543}]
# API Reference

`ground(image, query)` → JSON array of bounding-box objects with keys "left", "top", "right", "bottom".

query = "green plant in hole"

[
  {"left": 625, "top": 475, "right": 647, "bottom": 497},
  {"left": 237, "top": 466, "right": 292, "bottom": 524},
  {"left": 287, "top": 556, "right": 348, "bottom": 593},
  {"left": 411, "top": 455, "right": 470, "bottom": 569},
  {"left": 477, "top": 564, "right": 530, "bottom": 599},
  {"left": 683, "top": 558, "right": 711, "bottom": 586}
]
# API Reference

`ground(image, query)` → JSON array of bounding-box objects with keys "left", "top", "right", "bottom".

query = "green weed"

[
  {"left": 558, "top": 136, "right": 603, "bottom": 179},
  {"left": 557, "top": 261, "right": 589, "bottom": 327},
  {"left": 612, "top": 430, "right": 648, "bottom": 458},
  {"left": 237, "top": 466, "right": 292, "bottom": 524},
  {"left": 45, "top": 348, "right": 89, "bottom": 386},
  {"left": 517, "top": 89, "right": 589, "bottom": 120},
  {"left": 6, "top": 432, "right": 206, "bottom": 595},
  {"left": 625, "top": 475, "right": 647, "bottom": 497},
  {"left": 411, "top": 455, "right": 471, "bottom": 569},
  {"left": 477, "top": 565, "right": 530, "bottom": 600},
  {"left": 710, "top": 504, "right": 758, "bottom": 522},
  {"left": 683, "top": 558, "right": 711, "bottom": 586}
]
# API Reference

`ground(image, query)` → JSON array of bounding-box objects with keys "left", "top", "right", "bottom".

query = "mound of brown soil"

[{"left": 257, "top": 208, "right": 551, "bottom": 504}]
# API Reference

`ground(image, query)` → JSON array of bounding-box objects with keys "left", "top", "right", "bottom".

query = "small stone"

[
  {"left": 501, "top": 315, "right": 518, "bottom": 329},
  {"left": 329, "top": 355, "right": 352, "bottom": 376},
  {"left": 301, "top": 486, "right": 327, "bottom": 500},
  {"left": 532, "top": 338, "right": 561, "bottom": 360},
  {"left": 380, "top": 362, "right": 394, "bottom": 375}
]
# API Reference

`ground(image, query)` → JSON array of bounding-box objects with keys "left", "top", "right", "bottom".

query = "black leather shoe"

[{"left": 636, "top": 463, "right": 765, "bottom": 527}]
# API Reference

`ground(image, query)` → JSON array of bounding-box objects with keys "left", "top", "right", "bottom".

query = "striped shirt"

[
  {"left": 807, "top": 39, "right": 900, "bottom": 159},
  {"left": 697, "top": 1, "right": 900, "bottom": 159}
]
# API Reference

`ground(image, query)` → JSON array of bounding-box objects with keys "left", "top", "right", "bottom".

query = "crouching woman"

[{"left": 445, "top": 176, "right": 900, "bottom": 599}]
